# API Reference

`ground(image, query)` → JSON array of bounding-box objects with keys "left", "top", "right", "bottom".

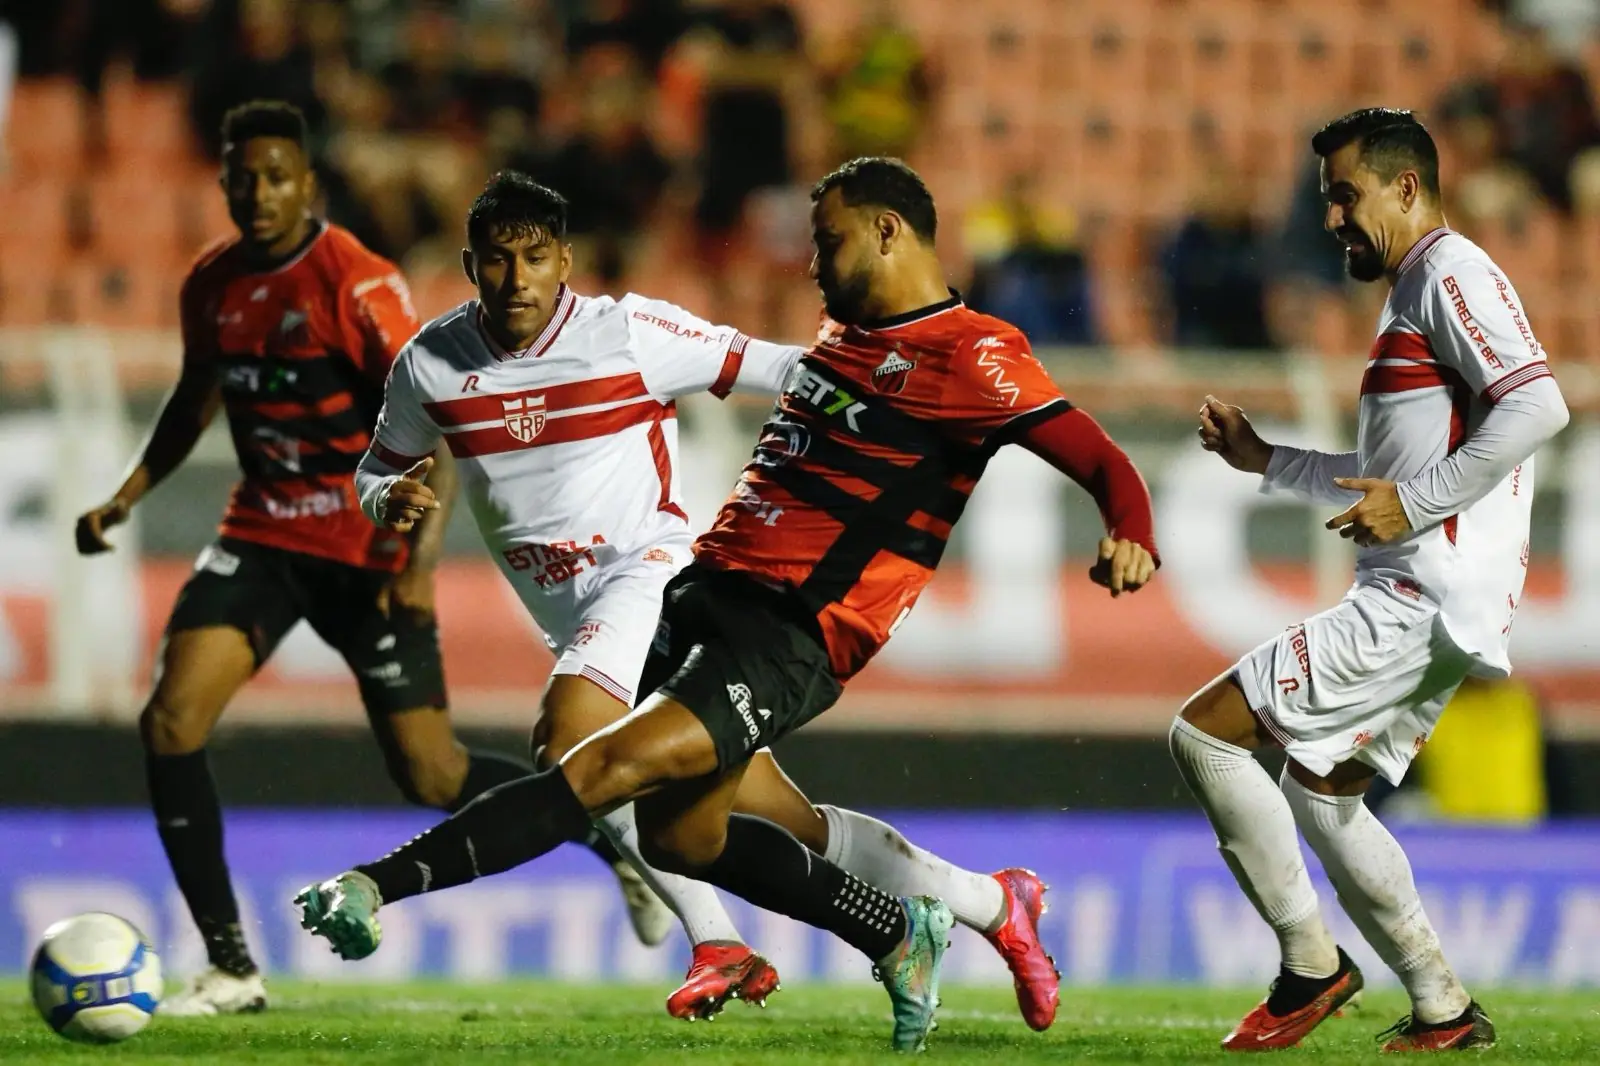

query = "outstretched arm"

[{"left": 1017, "top": 405, "right": 1159, "bottom": 595}]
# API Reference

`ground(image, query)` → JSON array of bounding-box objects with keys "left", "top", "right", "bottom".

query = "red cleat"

[
  {"left": 1223, "top": 949, "right": 1365, "bottom": 1051},
  {"left": 1379, "top": 1001, "right": 1496, "bottom": 1052},
  {"left": 665, "top": 943, "right": 781, "bottom": 1021},
  {"left": 983, "top": 868, "right": 1060, "bottom": 1031}
]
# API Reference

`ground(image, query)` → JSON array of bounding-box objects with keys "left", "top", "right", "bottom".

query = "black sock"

[
  {"left": 357, "top": 767, "right": 591, "bottom": 902},
  {"left": 697, "top": 815, "right": 907, "bottom": 962},
  {"left": 146, "top": 750, "right": 255, "bottom": 976},
  {"left": 448, "top": 750, "right": 535, "bottom": 812},
  {"left": 451, "top": 751, "right": 621, "bottom": 862}
]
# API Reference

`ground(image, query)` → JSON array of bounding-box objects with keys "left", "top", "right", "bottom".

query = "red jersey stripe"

[
  {"left": 647, "top": 418, "right": 689, "bottom": 521},
  {"left": 248, "top": 392, "right": 355, "bottom": 421},
  {"left": 709, "top": 333, "right": 748, "bottom": 399},
  {"left": 444, "top": 398, "right": 672, "bottom": 458},
  {"left": 423, "top": 372, "right": 650, "bottom": 426},
  {"left": 1484, "top": 362, "right": 1553, "bottom": 404},
  {"left": 1360, "top": 361, "right": 1454, "bottom": 395},
  {"left": 1368, "top": 331, "right": 1434, "bottom": 363}
]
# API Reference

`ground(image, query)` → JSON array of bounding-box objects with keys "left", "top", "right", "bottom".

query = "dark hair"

[
  {"left": 221, "top": 100, "right": 309, "bottom": 152},
  {"left": 466, "top": 171, "right": 568, "bottom": 245},
  {"left": 811, "top": 157, "right": 938, "bottom": 241},
  {"left": 1311, "top": 107, "right": 1440, "bottom": 196}
]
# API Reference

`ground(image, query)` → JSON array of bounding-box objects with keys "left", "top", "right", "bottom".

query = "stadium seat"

[{"left": 7, "top": 79, "right": 83, "bottom": 179}]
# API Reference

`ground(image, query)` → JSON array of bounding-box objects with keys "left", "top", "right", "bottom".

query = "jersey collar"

[
  {"left": 476, "top": 284, "right": 578, "bottom": 360},
  {"left": 859, "top": 289, "right": 964, "bottom": 331},
  {"left": 1397, "top": 227, "right": 1452, "bottom": 277}
]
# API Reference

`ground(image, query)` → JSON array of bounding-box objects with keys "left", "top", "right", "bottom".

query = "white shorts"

[
  {"left": 1233, "top": 580, "right": 1472, "bottom": 785},
  {"left": 503, "top": 540, "right": 689, "bottom": 708}
]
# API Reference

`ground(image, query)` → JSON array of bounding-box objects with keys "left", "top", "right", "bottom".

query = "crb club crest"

[
  {"left": 871, "top": 348, "right": 917, "bottom": 394},
  {"left": 503, "top": 395, "right": 547, "bottom": 443}
]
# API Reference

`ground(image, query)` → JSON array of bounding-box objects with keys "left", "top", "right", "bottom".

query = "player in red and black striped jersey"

[
  {"left": 298, "top": 159, "right": 1158, "bottom": 1051},
  {"left": 70, "top": 101, "right": 610, "bottom": 1014}
]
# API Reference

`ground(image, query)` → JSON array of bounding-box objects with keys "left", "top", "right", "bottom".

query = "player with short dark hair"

[
  {"left": 1183, "top": 107, "right": 1567, "bottom": 1051},
  {"left": 73, "top": 101, "right": 669, "bottom": 1015},
  {"left": 296, "top": 156, "right": 1158, "bottom": 1050}
]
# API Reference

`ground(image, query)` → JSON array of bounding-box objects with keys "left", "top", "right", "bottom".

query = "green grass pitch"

[{"left": 2, "top": 982, "right": 1596, "bottom": 1064}]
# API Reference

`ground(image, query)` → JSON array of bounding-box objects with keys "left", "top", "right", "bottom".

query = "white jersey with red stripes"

[
  {"left": 1356, "top": 227, "right": 1551, "bottom": 674},
  {"left": 367, "top": 285, "right": 804, "bottom": 681}
]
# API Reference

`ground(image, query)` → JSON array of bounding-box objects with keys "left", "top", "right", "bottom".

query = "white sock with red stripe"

[
  {"left": 1169, "top": 717, "right": 1340, "bottom": 980},
  {"left": 595, "top": 804, "right": 742, "bottom": 946},
  {"left": 1283, "top": 774, "right": 1471, "bottom": 1024},
  {"left": 818, "top": 805, "right": 1005, "bottom": 933}
]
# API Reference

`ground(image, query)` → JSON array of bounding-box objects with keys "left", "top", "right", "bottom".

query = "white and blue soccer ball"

[{"left": 30, "top": 912, "right": 163, "bottom": 1043}]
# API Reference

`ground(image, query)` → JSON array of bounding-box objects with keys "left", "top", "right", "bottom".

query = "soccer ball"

[{"left": 30, "top": 913, "right": 163, "bottom": 1043}]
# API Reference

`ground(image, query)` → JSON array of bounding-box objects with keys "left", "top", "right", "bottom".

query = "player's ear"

[
  {"left": 1397, "top": 169, "right": 1419, "bottom": 211},
  {"left": 877, "top": 210, "right": 902, "bottom": 255},
  {"left": 302, "top": 167, "right": 319, "bottom": 207},
  {"left": 558, "top": 240, "right": 573, "bottom": 283},
  {"left": 461, "top": 248, "right": 476, "bottom": 286}
]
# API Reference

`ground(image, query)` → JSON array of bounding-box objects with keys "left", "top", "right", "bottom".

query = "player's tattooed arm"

[{"left": 76, "top": 353, "right": 222, "bottom": 555}]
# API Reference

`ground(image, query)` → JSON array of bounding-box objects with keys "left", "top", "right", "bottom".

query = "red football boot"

[
  {"left": 983, "top": 868, "right": 1061, "bottom": 1031},
  {"left": 1379, "top": 1001, "right": 1496, "bottom": 1052},
  {"left": 1222, "top": 948, "right": 1364, "bottom": 1051},
  {"left": 665, "top": 943, "right": 781, "bottom": 1021}
]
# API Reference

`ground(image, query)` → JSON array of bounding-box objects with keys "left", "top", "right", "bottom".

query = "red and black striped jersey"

[
  {"left": 693, "top": 295, "right": 1069, "bottom": 679},
  {"left": 180, "top": 223, "right": 420, "bottom": 571}
]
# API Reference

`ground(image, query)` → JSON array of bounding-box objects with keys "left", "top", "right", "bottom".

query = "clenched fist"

[
  {"left": 1088, "top": 536, "right": 1156, "bottom": 597},
  {"left": 76, "top": 498, "right": 132, "bottom": 555},
  {"left": 1198, "top": 395, "right": 1274, "bottom": 475}
]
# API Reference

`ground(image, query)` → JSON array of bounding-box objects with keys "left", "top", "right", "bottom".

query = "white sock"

[
  {"left": 1282, "top": 773, "right": 1470, "bottom": 1024},
  {"left": 1169, "top": 717, "right": 1339, "bottom": 978},
  {"left": 595, "top": 804, "right": 742, "bottom": 946},
  {"left": 818, "top": 805, "right": 1005, "bottom": 932}
]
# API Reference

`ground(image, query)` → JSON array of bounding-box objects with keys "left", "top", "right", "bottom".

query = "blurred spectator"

[
  {"left": 1512, "top": 0, "right": 1600, "bottom": 58},
  {"left": 1483, "top": 20, "right": 1600, "bottom": 212},
  {"left": 1265, "top": 153, "right": 1347, "bottom": 351},
  {"left": 681, "top": 0, "right": 808, "bottom": 246},
  {"left": 189, "top": 0, "right": 324, "bottom": 159},
  {"left": 1434, "top": 82, "right": 1541, "bottom": 234},
  {"left": 322, "top": 4, "right": 492, "bottom": 265},
  {"left": 818, "top": 0, "right": 931, "bottom": 162},
  {"left": 965, "top": 174, "right": 1096, "bottom": 346},
  {"left": 1159, "top": 164, "right": 1273, "bottom": 351},
  {"left": 74, "top": 0, "right": 195, "bottom": 161},
  {"left": 501, "top": 46, "right": 673, "bottom": 286},
  {"left": 566, "top": 0, "right": 688, "bottom": 74}
]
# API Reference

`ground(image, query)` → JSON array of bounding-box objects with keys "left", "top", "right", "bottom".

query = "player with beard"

[
  {"left": 1182, "top": 108, "right": 1568, "bottom": 1051},
  {"left": 295, "top": 158, "right": 1158, "bottom": 1050},
  {"left": 73, "top": 101, "right": 669, "bottom": 1014}
]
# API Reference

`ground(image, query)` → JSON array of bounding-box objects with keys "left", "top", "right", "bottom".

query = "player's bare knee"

[
  {"left": 640, "top": 817, "right": 726, "bottom": 873},
  {"left": 560, "top": 737, "right": 649, "bottom": 812},
  {"left": 392, "top": 756, "right": 464, "bottom": 810},
  {"left": 139, "top": 696, "right": 212, "bottom": 756}
]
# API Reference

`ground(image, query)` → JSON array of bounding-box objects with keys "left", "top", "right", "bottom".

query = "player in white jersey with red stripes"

[
  {"left": 1179, "top": 110, "right": 1568, "bottom": 1053},
  {"left": 332, "top": 172, "right": 1062, "bottom": 1027}
]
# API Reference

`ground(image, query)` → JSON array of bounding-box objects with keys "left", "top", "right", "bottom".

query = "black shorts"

[
  {"left": 166, "top": 539, "right": 447, "bottom": 715},
  {"left": 637, "top": 565, "right": 841, "bottom": 771}
]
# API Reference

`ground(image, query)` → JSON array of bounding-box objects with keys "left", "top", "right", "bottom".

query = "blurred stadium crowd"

[{"left": 2, "top": 0, "right": 1599, "bottom": 351}]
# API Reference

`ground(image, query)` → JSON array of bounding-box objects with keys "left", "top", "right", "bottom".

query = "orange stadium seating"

[{"left": 0, "top": 0, "right": 1591, "bottom": 357}]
